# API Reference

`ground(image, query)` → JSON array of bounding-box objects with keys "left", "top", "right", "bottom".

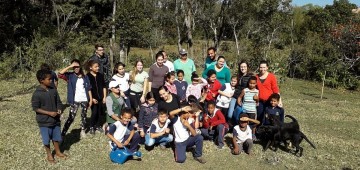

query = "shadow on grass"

[
  {"left": 61, "top": 128, "right": 81, "bottom": 152},
  {"left": 300, "top": 92, "right": 328, "bottom": 100},
  {"left": 224, "top": 136, "right": 233, "bottom": 149}
]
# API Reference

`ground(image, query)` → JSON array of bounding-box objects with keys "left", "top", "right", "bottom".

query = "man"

[
  {"left": 204, "top": 47, "right": 226, "bottom": 70},
  {"left": 159, "top": 50, "right": 174, "bottom": 72},
  {"left": 174, "top": 49, "right": 196, "bottom": 84},
  {"left": 88, "top": 44, "right": 112, "bottom": 86}
]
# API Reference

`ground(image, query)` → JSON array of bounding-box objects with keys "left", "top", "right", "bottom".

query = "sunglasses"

[
  {"left": 73, "top": 66, "right": 80, "bottom": 68},
  {"left": 112, "top": 85, "right": 120, "bottom": 89}
]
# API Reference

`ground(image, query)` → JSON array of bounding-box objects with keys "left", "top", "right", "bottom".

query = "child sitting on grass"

[
  {"left": 144, "top": 110, "right": 173, "bottom": 149},
  {"left": 105, "top": 81, "right": 126, "bottom": 125},
  {"left": 138, "top": 92, "right": 158, "bottom": 138},
  {"left": 232, "top": 114, "right": 260, "bottom": 155},
  {"left": 31, "top": 69, "right": 67, "bottom": 164}
]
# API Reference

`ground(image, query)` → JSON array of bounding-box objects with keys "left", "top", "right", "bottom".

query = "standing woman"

[
  {"left": 148, "top": 52, "right": 169, "bottom": 101},
  {"left": 256, "top": 60, "right": 282, "bottom": 123},
  {"left": 202, "top": 56, "right": 231, "bottom": 85},
  {"left": 129, "top": 59, "right": 149, "bottom": 114}
]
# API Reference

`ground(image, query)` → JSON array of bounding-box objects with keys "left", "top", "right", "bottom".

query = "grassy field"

[{"left": 0, "top": 77, "right": 359, "bottom": 170}]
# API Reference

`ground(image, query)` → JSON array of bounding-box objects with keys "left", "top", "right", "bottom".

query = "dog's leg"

[{"left": 264, "top": 140, "right": 272, "bottom": 151}]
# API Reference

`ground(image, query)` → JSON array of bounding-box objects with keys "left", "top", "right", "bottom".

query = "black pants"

[
  {"left": 61, "top": 102, "right": 88, "bottom": 136},
  {"left": 90, "top": 102, "right": 104, "bottom": 128},
  {"left": 129, "top": 90, "right": 143, "bottom": 116},
  {"left": 151, "top": 88, "right": 160, "bottom": 102}
]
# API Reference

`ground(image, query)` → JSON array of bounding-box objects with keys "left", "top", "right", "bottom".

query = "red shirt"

[
  {"left": 202, "top": 108, "right": 228, "bottom": 129},
  {"left": 205, "top": 79, "right": 222, "bottom": 101},
  {"left": 256, "top": 73, "right": 279, "bottom": 101}
]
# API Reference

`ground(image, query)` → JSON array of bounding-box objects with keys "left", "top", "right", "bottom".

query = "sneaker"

[
  {"left": 90, "top": 127, "right": 95, "bottom": 135},
  {"left": 217, "top": 145, "right": 224, "bottom": 149},
  {"left": 80, "top": 129, "right": 86, "bottom": 138},
  {"left": 194, "top": 157, "right": 207, "bottom": 164}
]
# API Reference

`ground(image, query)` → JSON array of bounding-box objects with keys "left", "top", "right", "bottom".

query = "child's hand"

[
  {"left": 165, "top": 128, "right": 170, "bottom": 134},
  {"left": 120, "top": 91, "right": 125, "bottom": 97},
  {"left": 92, "top": 99, "right": 98, "bottom": 104},
  {"left": 232, "top": 147, "right": 240, "bottom": 155},
  {"left": 123, "top": 140, "right": 130, "bottom": 146},
  {"left": 140, "top": 95, "right": 145, "bottom": 104},
  {"left": 48, "top": 111, "right": 58, "bottom": 117},
  {"left": 253, "top": 94, "right": 259, "bottom": 101},
  {"left": 115, "top": 141, "right": 123, "bottom": 148},
  {"left": 195, "top": 111, "right": 201, "bottom": 117},
  {"left": 140, "top": 131, "right": 145, "bottom": 137},
  {"left": 240, "top": 117, "right": 249, "bottom": 122},
  {"left": 181, "top": 118, "right": 191, "bottom": 129},
  {"left": 182, "top": 106, "right": 192, "bottom": 112},
  {"left": 57, "top": 109, "right": 62, "bottom": 115}
]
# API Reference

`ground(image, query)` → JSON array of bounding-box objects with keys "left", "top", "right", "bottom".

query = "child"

[
  {"left": 106, "top": 81, "right": 126, "bottom": 125},
  {"left": 58, "top": 59, "right": 92, "bottom": 138},
  {"left": 216, "top": 76, "right": 237, "bottom": 118},
  {"left": 200, "top": 101, "right": 228, "bottom": 149},
  {"left": 138, "top": 92, "right": 158, "bottom": 138},
  {"left": 164, "top": 71, "right": 177, "bottom": 94},
  {"left": 232, "top": 114, "right": 260, "bottom": 155},
  {"left": 86, "top": 60, "right": 107, "bottom": 134},
  {"left": 31, "top": 69, "right": 67, "bottom": 164},
  {"left": 107, "top": 108, "right": 141, "bottom": 154},
  {"left": 237, "top": 76, "right": 259, "bottom": 139},
  {"left": 174, "top": 70, "right": 188, "bottom": 103},
  {"left": 169, "top": 105, "right": 206, "bottom": 164},
  {"left": 262, "top": 93, "right": 284, "bottom": 126},
  {"left": 205, "top": 69, "right": 222, "bottom": 102},
  {"left": 186, "top": 72, "right": 208, "bottom": 100},
  {"left": 145, "top": 110, "right": 173, "bottom": 149},
  {"left": 112, "top": 62, "right": 131, "bottom": 108}
]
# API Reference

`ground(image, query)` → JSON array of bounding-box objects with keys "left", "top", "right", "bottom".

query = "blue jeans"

[
  {"left": 200, "top": 124, "right": 228, "bottom": 147},
  {"left": 257, "top": 100, "right": 269, "bottom": 124},
  {"left": 145, "top": 133, "right": 173, "bottom": 147},
  {"left": 227, "top": 98, "right": 237, "bottom": 120},
  {"left": 175, "top": 135, "right": 203, "bottom": 163}
]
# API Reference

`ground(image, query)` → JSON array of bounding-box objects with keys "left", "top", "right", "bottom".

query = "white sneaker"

[{"left": 80, "top": 129, "right": 86, "bottom": 139}]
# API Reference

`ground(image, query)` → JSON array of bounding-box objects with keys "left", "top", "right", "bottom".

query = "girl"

[
  {"left": 164, "top": 71, "right": 177, "bottom": 94},
  {"left": 129, "top": 59, "right": 148, "bottom": 114},
  {"left": 216, "top": 76, "right": 238, "bottom": 119},
  {"left": 174, "top": 70, "right": 188, "bottom": 103},
  {"left": 112, "top": 62, "right": 131, "bottom": 109},
  {"left": 148, "top": 52, "right": 169, "bottom": 101},
  {"left": 58, "top": 59, "right": 92, "bottom": 138},
  {"left": 86, "top": 60, "right": 107, "bottom": 135},
  {"left": 138, "top": 92, "right": 158, "bottom": 138},
  {"left": 186, "top": 72, "right": 208, "bottom": 100},
  {"left": 106, "top": 81, "right": 125, "bottom": 125}
]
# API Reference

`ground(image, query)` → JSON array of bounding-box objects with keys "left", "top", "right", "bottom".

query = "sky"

[{"left": 292, "top": 0, "right": 360, "bottom": 7}]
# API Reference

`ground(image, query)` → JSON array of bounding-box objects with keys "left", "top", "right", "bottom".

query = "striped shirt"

[{"left": 242, "top": 88, "right": 259, "bottom": 114}]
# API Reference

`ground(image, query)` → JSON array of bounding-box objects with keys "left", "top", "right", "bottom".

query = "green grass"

[{"left": 0, "top": 77, "right": 359, "bottom": 169}]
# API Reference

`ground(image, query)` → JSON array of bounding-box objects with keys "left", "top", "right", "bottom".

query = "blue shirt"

[{"left": 262, "top": 106, "right": 284, "bottom": 125}]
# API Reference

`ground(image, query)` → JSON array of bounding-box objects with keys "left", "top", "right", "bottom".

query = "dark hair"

[
  {"left": 177, "top": 69, "right": 184, "bottom": 76},
  {"left": 207, "top": 69, "right": 216, "bottom": 78},
  {"left": 158, "top": 109, "right": 168, "bottom": 116},
  {"left": 207, "top": 100, "right": 216, "bottom": 107},
  {"left": 237, "top": 61, "right": 251, "bottom": 78},
  {"left": 95, "top": 44, "right": 104, "bottom": 49},
  {"left": 191, "top": 72, "right": 199, "bottom": 81},
  {"left": 70, "top": 59, "right": 84, "bottom": 76},
  {"left": 178, "top": 103, "right": 191, "bottom": 116},
  {"left": 207, "top": 47, "right": 217, "bottom": 52},
  {"left": 121, "top": 108, "right": 133, "bottom": 116},
  {"left": 145, "top": 92, "right": 155, "bottom": 100},
  {"left": 217, "top": 56, "right": 225, "bottom": 61},
  {"left": 187, "top": 95, "right": 197, "bottom": 104},
  {"left": 113, "top": 62, "right": 126, "bottom": 75},
  {"left": 155, "top": 52, "right": 164, "bottom": 60},
  {"left": 231, "top": 76, "right": 238, "bottom": 81},
  {"left": 40, "top": 63, "right": 51, "bottom": 71},
  {"left": 159, "top": 85, "right": 169, "bottom": 92},
  {"left": 165, "top": 71, "right": 175, "bottom": 80},
  {"left": 269, "top": 93, "right": 280, "bottom": 101},
  {"left": 36, "top": 69, "right": 52, "bottom": 83},
  {"left": 86, "top": 60, "right": 99, "bottom": 73},
  {"left": 247, "top": 76, "right": 257, "bottom": 86},
  {"left": 259, "top": 60, "right": 269, "bottom": 67},
  {"left": 158, "top": 50, "right": 165, "bottom": 55}
]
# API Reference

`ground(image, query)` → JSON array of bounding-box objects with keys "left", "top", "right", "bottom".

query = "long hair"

[
  {"left": 130, "top": 59, "right": 144, "bottom": 83},
  {"left": 112, "top": 62, "right": 126, "bottom": 76},
  {"left": 237, "top": 60, "right": 251, "bottom": 78}
]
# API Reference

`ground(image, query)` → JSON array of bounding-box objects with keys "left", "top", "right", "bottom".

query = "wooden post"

[{"left": 321, "top": 70, "right": 326, "bottom": 100}]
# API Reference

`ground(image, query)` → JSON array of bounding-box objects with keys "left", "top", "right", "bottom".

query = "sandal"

[
  {"left": 46, "top": 156, "right": 56, "bottom": 164},
  {"left": 55, "top": 153, "right": 68, "bottom": 160}
]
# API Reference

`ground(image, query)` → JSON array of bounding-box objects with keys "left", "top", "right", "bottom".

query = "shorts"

[
  {"left": 39, "top": 125, "right": 62, "bottom": 145},
  {"left": 247, "top": 113, "right": 257, "bottom": 120}
]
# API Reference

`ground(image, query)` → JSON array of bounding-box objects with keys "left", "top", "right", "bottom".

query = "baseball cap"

[
  {"left": 179, "top": 49, "right": 187, "bottom": 55},
  {"left": 108, "top": 81, "right": 119, "bottom": 89}
]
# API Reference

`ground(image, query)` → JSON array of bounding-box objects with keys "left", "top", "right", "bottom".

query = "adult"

[
  {"left": 129, "top": 59, "right": 149, "bottom": 114},
  {"left": 148, "top": 53, "right": 169, "bottom": 101},
  {"left": 256, "top": 60, "right": 282, "bottom": 123},
  {"left": 88, "top": 44, "right": 112, "bottom": 86},
  {"left": 158, "top": 86, "right": 181, "bottom": 114},
  {"left": 174, "top": 49, "right": 196, "bottom": 84},
  {"left": 159, "top": 50, "right": 174, "bottom": 72},
  {"left": 202, "top": 56, "right": 231, "bottom": 85},
  {"left": 204, "top": 47, "right": 218, "bottom": 70}
]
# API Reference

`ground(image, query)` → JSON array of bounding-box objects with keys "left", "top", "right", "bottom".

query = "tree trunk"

[
  {"left": 185, "top": 0, "right": 194, "bottom": 58},
  {"left": 119, "top": 43, "right": 125, "bottom": 63},
  {"left": 232, "top": 23, "right": 240, "bottom": 56},
  {"left": 175, "top": 0, "right": 182, "bottom": 51},
  {"left": 110, "top": 0, "right": 116, "bottom": 69}
]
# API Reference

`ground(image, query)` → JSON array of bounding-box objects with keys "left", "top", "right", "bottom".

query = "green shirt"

[
  {"left": 129, "top": 71, "right": 148, "bottom": 92},
  {"left": 174, "top": 58, "right": 196, "bottom": 84},
  {"left": 202, "top": 64, "right": 231, "bottom": 85}
]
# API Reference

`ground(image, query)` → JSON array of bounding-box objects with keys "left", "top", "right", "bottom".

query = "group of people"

[{"left": 31, "top": 45, "right": 284, "bottom": 164}]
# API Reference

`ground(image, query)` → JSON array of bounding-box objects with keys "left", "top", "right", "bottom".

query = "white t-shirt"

[
  {"left": 163, "top": 60, "right": 174, "bottom": 72},
  {"left": 147, "top": 118, "right": 171, "bottom": 134},
  {"left": 233, "top": 125, "right": 252, "bottom": 143},
  {"left": 129, "top": 71, "right": 149, "bottom": 92},
  {"left": 112, "top": 73, "right": 130, "bottom": 92},
  {"left": 108, "top": 121, "right": 133, "bottom": 148},
  {"left": 74, "top": 78, "right": 88, "bottom": 102},
  {"left": 171, "top": 116, "right": 190, "bottom": 143}
]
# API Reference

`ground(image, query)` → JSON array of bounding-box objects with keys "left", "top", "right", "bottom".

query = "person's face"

[
  {"left": 248, "top": 80, "right": 257, "bottom": 89},
  {"left": 217, "top": 58, "right": 225, "bottom": 68},
  {"left": 231, "top": 78, "right": 237, "bottom": 87},
  {"left": 239, "top": 120, "right": 248, "bottom": 128},
  {"left": 90, "top": 63, "right": 99, "bottom": 73},
  {"left": 147, "top": 97, "right": 156, "bottom": 106},
  {"left": 159, "top": 89, "right": 169, "bottom": 101},
  {"left": 156, "top": 56, "right": 164, "bottom": 66},
  {"left": 111, "top": 85, "right": 120, "bottom": 94},
  {"left": 117, "top": 65, "right": 125, "bottom": 75},
  {"left": 208, "top": 74, "right": 216, "bottom": 83},
  {"left": 96, "top": 47, "right": 104, "bottom": 57},
  {"left": 136, "top": 62, "right": 143, "bottom": 72},
  {"left": 158, "top": 114, "right": 168, "bottom": 124},
  {"left": 177, "top": 73, "right": 184, "bottom": 81},
  {"left": 180, "top": 54, "right": 187, "bottom": 60},
  {"left": 192, "top": 79, "right": 199, "bottom": 85},
  {"left": 270, "top": 98, "right": 279, "bottom": 107},
  {"left": 259, "top": 63, "right": 268, "bottom": 75},
  {"left": 41, "top": 75, "right": 52, "bottom": 87},
  {"left": 208, "top": 49, "right": 216, "bottom": 60},
  {"left": 162, "top": 52, "right": 168, "bottom": 62},
  {"left": 72, "top": 62, "right": 80, "bottom": 74},
  {"left": 168, "top": 75, "right": 175, "bottom": 84},
  {"left": 182, "top": 112, "right": 191, "bottom": 119},
  {"left": 120, "top": 113, "right": 132, "bottom": 125},
  {"left": 240, "top": 63, "right": 248, "bottom": 74},
  {"left": 207, "top": 104, "right": 215, "bottom": 115}
]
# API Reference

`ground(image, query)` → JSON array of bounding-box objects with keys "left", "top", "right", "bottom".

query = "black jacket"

[
  {"left": 89, "top": 54, "right": 111, "bottom": 83},
  {"left": 31, "top": 86, "right": 62, "bottom": 127},
  {"left": 87, "top": 72, "right": 106, "bottom": 100}
]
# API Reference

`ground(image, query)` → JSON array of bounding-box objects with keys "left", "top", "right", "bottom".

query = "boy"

[
  {"left": 232, "top": 114, "right": 260, "bottom": 155},
  {"left": 31, "top": 69, "right": 67, "bottom": 164},
  {"left": 169, "top": 105, "right": 206, "bottom": 164},
  {"left": 106, "top": 81, "right": 125, "bottom": 125},
  {"left": 262, "top": 93, "right": 284, "bottom": 126},
  {"left": 145, "top": 110, "right": 173, "bottom": 149},
  {"left": 107, "top": 108, "right": 141, "bottom": 154},
  {"left": 200, "top": 101, "right": 228, "bottom": 149}
]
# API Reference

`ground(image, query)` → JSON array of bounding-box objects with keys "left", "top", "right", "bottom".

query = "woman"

[
  {"left": 158, "top": 86, "right": 181, "bottom": 114},
  {"left": 129, "top": 59, "right": 149, "bottom": 114},
  {"left": 256, "top": 60, "right": 282, "bottom": 123},
  {"left": 148, "top": 53, "right": 169, "bottom": 101},
  {"left": 202, "top": 56, "right": 231, "bottom": 85}
]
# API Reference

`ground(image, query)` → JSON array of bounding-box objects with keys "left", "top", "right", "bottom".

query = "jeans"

[
  {"left": 175, "top": 135, "right": 203, "bottom": 163},
  {"left": 257, "top": 100, "right": 269, "bottom": 124},
  {"left": 200, "top": 124, "right": 228, "bottom": 147},
  {"left": 145, "top": 133, "right": 174, "bottom": 146},
  {"left": 227, "top": 98, "right": 237, "bottom": 120}
]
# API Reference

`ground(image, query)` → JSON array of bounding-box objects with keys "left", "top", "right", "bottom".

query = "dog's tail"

[
  {"left": 301, "top": 132, "right": 316, "bottom": 149},
  {"left": 285, "top": 115, "right": 298, "bottom": 123}
]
